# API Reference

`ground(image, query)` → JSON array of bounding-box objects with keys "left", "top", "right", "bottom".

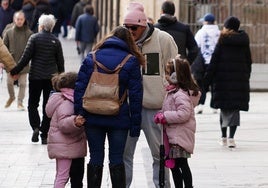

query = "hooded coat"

[
  {"left": 154, "top": 14, "right": 198, "bottom": 64},
  {"left": 162, "top": 88, "right": 200, "bottom": 154},
  {"left": 46, "top": 89, "right": 87, "bottom": 159},
  {"left": 204, "top": 30, "right": 252, "bottom": 111},
  {"left": 74, "top": 36, "right": 143, "bottom": 137}
]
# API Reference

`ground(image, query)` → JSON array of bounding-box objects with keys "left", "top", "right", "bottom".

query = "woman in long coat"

[{"left": 204, "top": 16, "right": 252, "bottom": 148}]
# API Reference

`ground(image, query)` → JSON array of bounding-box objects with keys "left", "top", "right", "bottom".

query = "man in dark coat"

[{"left": 154, "top": 0, "right": 198, "bottom": 64}]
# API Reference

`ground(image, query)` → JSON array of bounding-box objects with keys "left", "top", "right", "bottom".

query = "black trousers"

[
  {"left": 28, "top": 79, "right": 52, "bottom": 139},
  {"left": 70, "top": 157, "right": 85, "bottom": 188},
  {"left": 196, "top": 78, "right": 208, "bottom": 105}
]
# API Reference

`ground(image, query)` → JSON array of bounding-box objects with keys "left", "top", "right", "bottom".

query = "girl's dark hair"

[
  {"left": 51, "top": 72, "right": 78, "bottom": 91},
  {"left": 168, "top": 56, "right": 200, "bottom": 96},
  {"left": 93, "top": 26, "right": 145, "bottom": 66}
]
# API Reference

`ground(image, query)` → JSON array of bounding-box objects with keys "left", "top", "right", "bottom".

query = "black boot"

[
  {"left": 87, "top": 163, "right": 103, "bottom": 188},
  {"left": 70, "top": 158, "right": 85, "bottom": 188},
  {"left": 109, "top": 164, "right": 126, "bottom": 188}
]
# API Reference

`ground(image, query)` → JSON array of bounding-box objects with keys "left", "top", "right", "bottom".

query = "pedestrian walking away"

[
  {"left": 10, "top": 14, "right": 65, "bottom": 145},
  {"left": 74, "top": 26, "right": 144, "bottom": 188},
  {"left": 203, "top": 16, "right": 252, "bottom": 148},
  {"left": 154, "top": 55, "right": 201, "bottom": 188},
  {"left": 123, "top": 2, "right": 178, "bottom": 188},
  {"left": 46, "top": 72, "right": 87, "bottom": 188},
  {"left": 191, "top": 13, "right": 220, "bottom": 114},
  {"left": 154, "top": 0, "right": 198, "bottom": 65},
  {"left": 75, "top": 4, "right": 99, "bottom": 61}
]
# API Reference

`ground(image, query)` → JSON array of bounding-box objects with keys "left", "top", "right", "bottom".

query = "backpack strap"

[
  {"left": 92, "top": 52, "right": 98, "bottom": 72},
  {"left": 92, "top": 52, "right": 132, "bottom": 73},
  {"left": 91, "top": 52, "right": 132, "bottom": 105}
]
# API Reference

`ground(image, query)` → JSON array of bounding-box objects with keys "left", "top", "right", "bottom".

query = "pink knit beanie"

[{"left": 123, "top": 2, "right": 147, "bottom": 27}]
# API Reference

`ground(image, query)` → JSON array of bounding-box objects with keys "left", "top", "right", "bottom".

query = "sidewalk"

[{"left": 0, "top": 37, "right": 268, "bottom": 188}]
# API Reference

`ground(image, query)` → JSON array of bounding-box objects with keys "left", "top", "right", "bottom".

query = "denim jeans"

[
  {"left": 79, "top": 42, "right": 93, "bottom": 61},
  {"left": 124, "top": 108, "right": 171, "bottom": 188},
  {"left": 85, "top": 126, "right": 128, "bottom": 166}
]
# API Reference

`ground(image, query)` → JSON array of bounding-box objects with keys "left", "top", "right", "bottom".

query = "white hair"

[{"left": 38, "top": 14, "right": 56, "bottom": 32}]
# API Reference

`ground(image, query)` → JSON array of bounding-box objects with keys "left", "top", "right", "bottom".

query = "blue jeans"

[
  {"left": 123, "top": 108, "right": 171, "bottom": 188},
  {"left": 79, "top": 42, "right": 93, "bottom": 61},
  {"left": 85, "top": 126, "right": 128, "bottom": 166}
]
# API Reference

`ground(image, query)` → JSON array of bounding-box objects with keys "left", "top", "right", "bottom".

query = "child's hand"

[
  {"left": 153, "top": 112, "right": 167, "bottom": 125},
  {"left": 74, "top": 115, "right": 85, "bottom": 127}
]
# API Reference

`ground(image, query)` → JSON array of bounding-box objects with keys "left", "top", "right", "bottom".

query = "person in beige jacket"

[
  {"left": 0, "top": 37, "right": 15, "bottom": 72},
  {"left": 123, "top": 2, "right": 178, "bottom": 188}
]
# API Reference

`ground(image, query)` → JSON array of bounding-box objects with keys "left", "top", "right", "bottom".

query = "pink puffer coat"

[
  {"left": 162, "top": 88, "right": 200, "bottom": 154},
  {"left": 45, "top": 88, "right": 87, "bottom": 159}
]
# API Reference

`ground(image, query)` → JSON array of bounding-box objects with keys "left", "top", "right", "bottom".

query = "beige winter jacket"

[
  {"left": 0, "top": 37, "right": 15, "bottom": 72},
  {"left": 141, "top": 27, "right": 178, "bottom": 109}
]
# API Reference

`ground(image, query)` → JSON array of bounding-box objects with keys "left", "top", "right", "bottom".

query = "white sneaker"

[
  {"left": 17, "top": 104, "right": 25, "bottom": 111},
  {"left": 196, "top": 104, "right": 203, "bottom": 114},
  {"left": 228, "top": 138, "right": 236, "bottom": 148},
  {"left": 218, "top": 137, "right": 227, "bottom": 146}
]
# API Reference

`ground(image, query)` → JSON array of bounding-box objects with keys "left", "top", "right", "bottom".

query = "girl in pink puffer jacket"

[
  {"left": 154, "top": 55, "right": 201, "bottom": 188},
  {"left": 45, "top": 72, "right": 87, "bottom": 188}
]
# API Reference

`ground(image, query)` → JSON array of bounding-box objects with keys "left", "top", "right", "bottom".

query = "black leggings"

[
  {"left": 69, "top": 157, "right": 85, "bottom": 188},
  {"left": 221, "top": 126, "right": 237, "bottom": 138},
  {"left": 171, "top": 158, "right": 192, "bottom": 188}
]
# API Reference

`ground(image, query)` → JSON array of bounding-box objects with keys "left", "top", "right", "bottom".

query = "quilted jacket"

[
  {"left": 46, "top": 89, "right": 87, "bottom": 159},
  {"left": 74, "top": 36, "right": 143, "bottom": 137},
  {"left": 162, "top": 88, "right": 200, "bottom": 154}
]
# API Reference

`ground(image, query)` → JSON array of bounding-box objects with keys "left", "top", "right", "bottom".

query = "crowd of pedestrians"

[{"left": 0, "top": 0, "right": 252, "bottom": 187}]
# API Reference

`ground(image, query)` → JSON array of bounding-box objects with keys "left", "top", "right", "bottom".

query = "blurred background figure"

[
  {"left": 75, "top": 4, "right": 99, "bottom": 61},
  {"left": 192, "top": 13, "right": 220, "bottom": 114},
  {"left": 0, "top": 0, "right": 15, "bottom": 37},
  {"left": 10, "top": 0, "right": 23, "bottom": 11},
  {"left": 154, "top": 0, "right": 198, "bottom": 65},
  {"left": 3, "top": 11, "right": 33, "bottom": 110},
  {"left": 30, "top": 0, "right": 52, "bottom": 33},
  {"left": 21, "top": 0, "right": 36, "bottom": 27},
  {"left": 70, "top": 0, "right": 90, "bottom": 28}
]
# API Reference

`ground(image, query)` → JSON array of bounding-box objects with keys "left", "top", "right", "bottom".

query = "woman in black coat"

[{"left": 204, "top": 16, "right": 252, "bottom": 148}]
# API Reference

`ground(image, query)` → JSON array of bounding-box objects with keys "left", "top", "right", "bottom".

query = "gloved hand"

[{"left": 154, "top": 112, "right": 167, "bottom": 124}]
